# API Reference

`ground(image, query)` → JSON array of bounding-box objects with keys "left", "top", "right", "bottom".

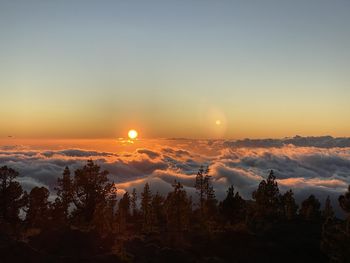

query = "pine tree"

[
  {"left": 252, "top": 170, "right": 281, "bottom": 220},
  {"left": 219, "top": 185, "right": 246, "bottom": 224},
  {"left": 72, "top": 160, "right": 117, "bottom": 226},
  {"left": 53, "top": 166, "right": 73, "bottom": 224},
  {"left": 322, "top": 196, "right": 334, "bottom": 221},
  {"left": 116, "top": 192, "right": 131, "bottom": 233},
  {"left": 339, "top": 185, "right": 350, "bottom": 233},
  {"left": 0, "top": 166, "right": 27, "bottom": 224},
  {"left": 151, "top": 192, "right": 165, "bottom": 232},
  {"left": 141, "top": 183, "right": 152, "bottom": 232},
  {"left": 119, "top": 192, "right": 131, "bottom": 216},
  {"left": 281, "top": 189, "right": 298, "bottom": 220},
  {"left": 131, "top": 188, "right": 138, "bottom": 217},
  {"left": 92, "top": 198, "right": 116, "bottom": 235},
  {"left": 322, "top": 190, "right": 350, "bottom": 262},
  {"left": 164, "top": 181, "right": 192, "bottom": 243},
  {"left": 195, "top": 165, "right": 216, "bottom": 219},
  {"left": 195, "top": 166, "right": 206, "bottom": 216},
  {"left": 26, "top": 186, "right": 50, "bottom": 228},
  {"left": 204, "top": 169, "right": 217, "bottom": 219},
  {"left": 299, "top": 195, "right": 321, "bottom": 221}
]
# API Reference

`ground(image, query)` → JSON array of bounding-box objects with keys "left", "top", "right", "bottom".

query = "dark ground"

[{"left": 0, "top": 220, "right": 328, "bottom": 263}]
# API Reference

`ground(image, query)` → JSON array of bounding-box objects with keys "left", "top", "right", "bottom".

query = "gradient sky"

[{"left": 1, "top": 0, "right": 349, "bottom": 139}]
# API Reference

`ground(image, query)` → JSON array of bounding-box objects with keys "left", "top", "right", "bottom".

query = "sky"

[{"left": 0, "top": 0, "right": 349, "bottom": 139}]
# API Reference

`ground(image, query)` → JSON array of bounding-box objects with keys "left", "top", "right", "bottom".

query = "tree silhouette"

[
  {"left": 26, "top": 186, "right": 50, "bottom": 228},
  {"left": 0, "top": 166, "right": 27, "bottom": 225},
  {"left": 119, "top": 192, "right": 131, "bottom": 216},
  {"left": 164, "top": 181, "right": 191, "bottom": 244},
  {"left": 252, "top": 170, "right": 281, "bottom": 220},
  {"left": 72, "top": 160, "right": 117, "bottom": 225},
  {"left": 322, "top": 191, "right": 350, "bottom": 262},
  {"left": 151, "top": 191, "right": 165, "bottom": 232},
  {"left": 53, "top": 166, "right": 73, "bottom": 224},
  {"left": 322, "top": 196, "right": 334, "bottom": 222},
  {"left": 204, "top": 171, "right": 217, "bottom": 219},
  {"left": 195, "top": 166, "right": 216, "bottom": 221},
  {"left": 141, "top": 183, "right": 152, "bottom": 232},
  {"left": 281, "top": 189, "right": 298, "bottom": 220},
  {"left": 339, "top": 185, "right": 350, "bottom": 233},
  {"left": 92, "top": 196, "right": 117, "bottom": 235},
  {"left": 299, "top": 195, "right": 321, "bottom": 221},
  {"left": 116, "top": 192, "right": 131, "bottom": 233},
  {"left": 0, "top": 163, "right": 347, "bottom": 262},
  {"left": 131, "top": 188, "right": 138, "bottom": 217},
  {"left": 195, "top": 166, "right": 206, "bottom": 216},
  {"left": 219, "top": 185, "right": 246, "bottom": 224}
]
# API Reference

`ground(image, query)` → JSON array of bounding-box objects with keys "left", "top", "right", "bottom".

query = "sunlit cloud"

[{"left": 0, "top": 136, "right": 349, "bottom": 215}]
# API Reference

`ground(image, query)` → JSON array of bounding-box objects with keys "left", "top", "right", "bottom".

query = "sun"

[{"left": 128, "top": 129, "right": 138, "bottom": 140}]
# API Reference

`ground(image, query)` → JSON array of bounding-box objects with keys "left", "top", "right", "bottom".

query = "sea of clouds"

[{"left": 1, "top": 136, "right": 350, "bottom": 215}]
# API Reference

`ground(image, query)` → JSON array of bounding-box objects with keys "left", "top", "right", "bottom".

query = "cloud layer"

[
  {"left": 224, "top": 135, "right": 350, "bottom": 148},
  {"left": 0, "top": 136, "right": 349, "bottom": 215}
]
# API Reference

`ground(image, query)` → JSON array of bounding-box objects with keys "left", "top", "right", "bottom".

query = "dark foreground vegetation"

[{"left": 0, "top": 161, "right": 349, "bottom": 262}]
